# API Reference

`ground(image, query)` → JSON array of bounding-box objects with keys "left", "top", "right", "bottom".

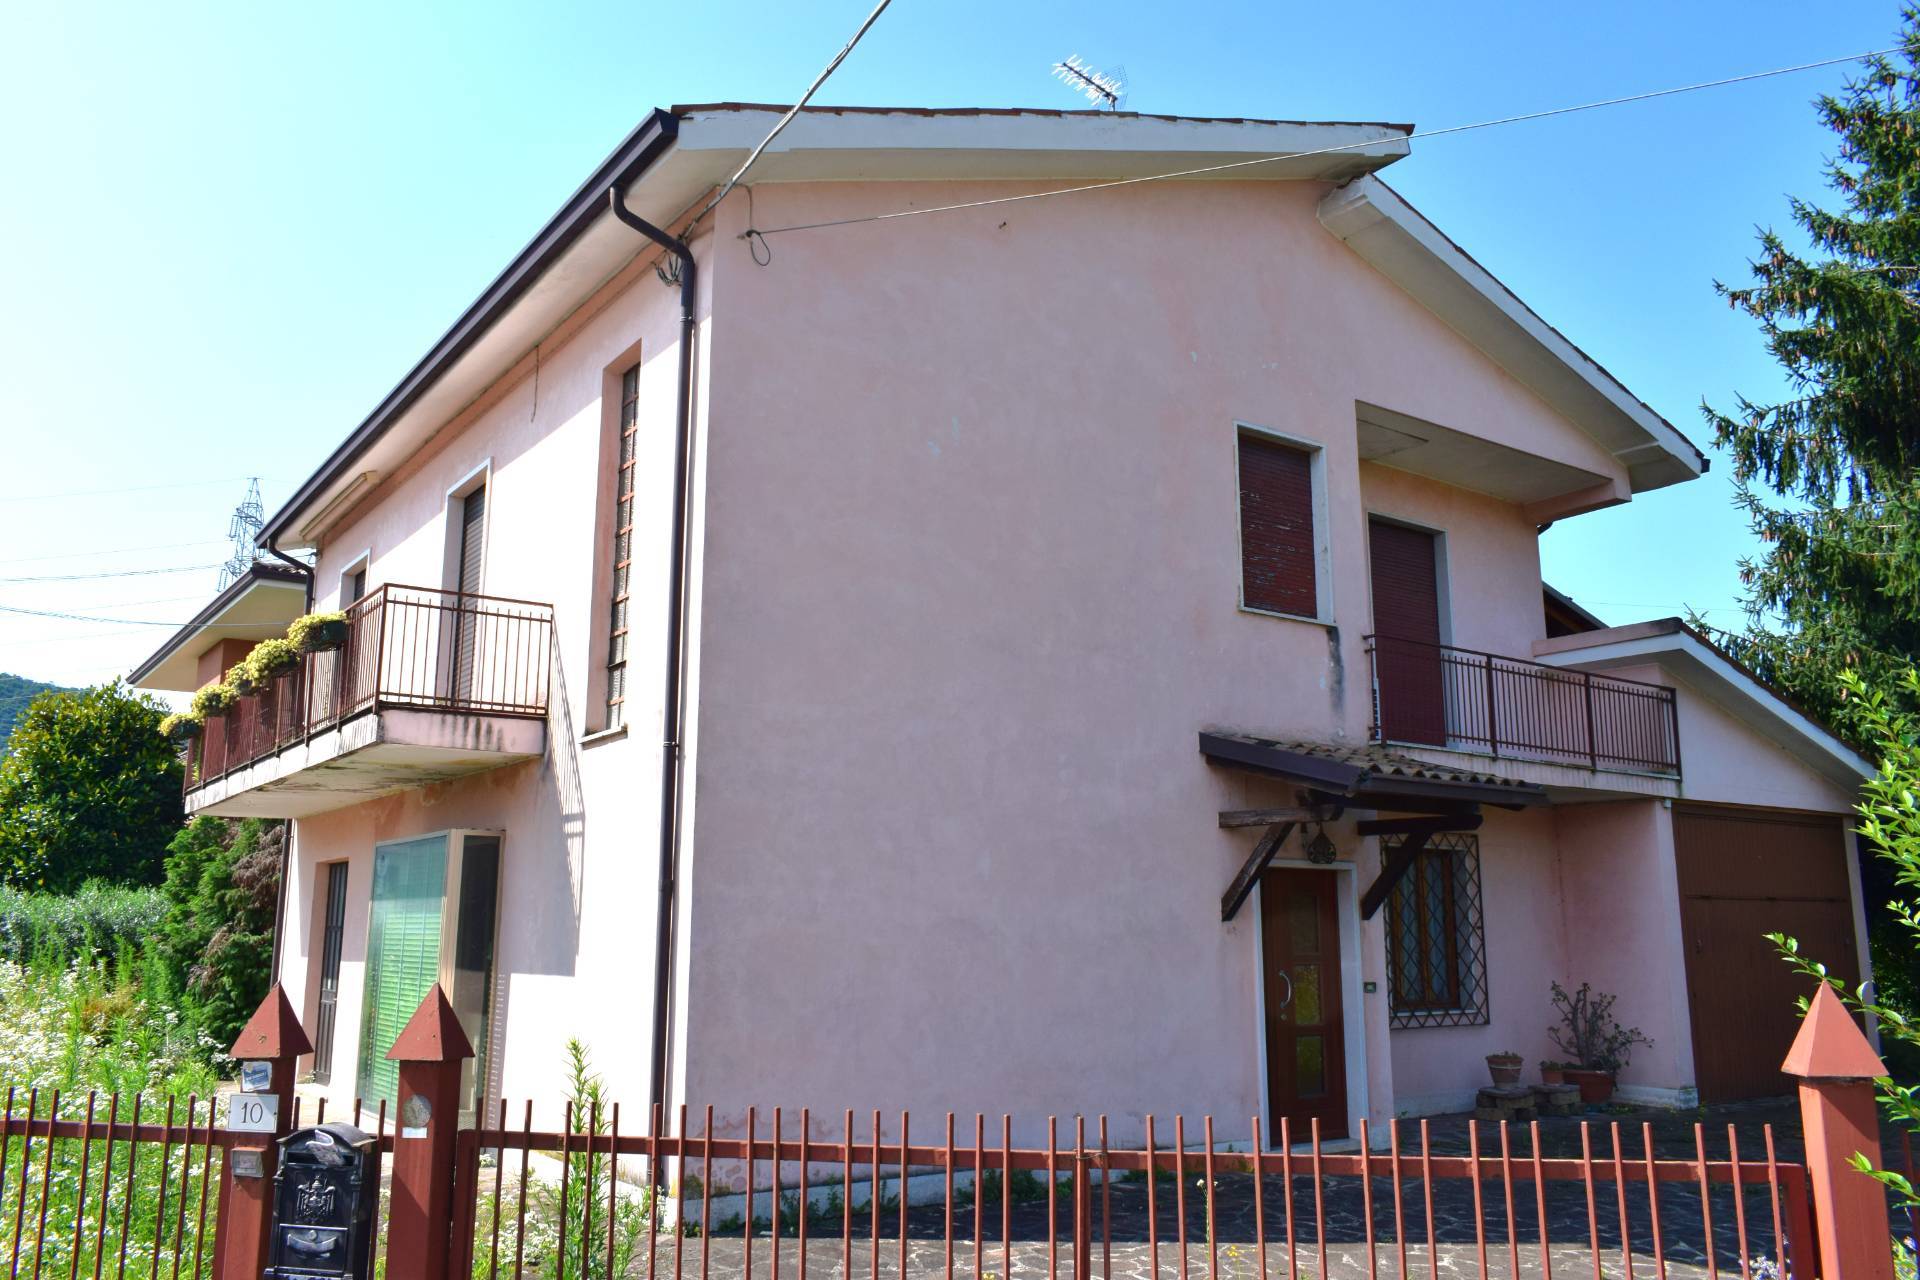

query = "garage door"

[{"left": 1674, "top": 805, "right": 1860, "bottom": 1102}]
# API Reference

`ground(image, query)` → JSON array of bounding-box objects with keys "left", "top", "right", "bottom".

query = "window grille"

[
  {"left": 1384, "top": 831, "right": 1489, "bottom": 1029},
  {"left": 605, "top": 364, "right": 639, "bottom": 728}
]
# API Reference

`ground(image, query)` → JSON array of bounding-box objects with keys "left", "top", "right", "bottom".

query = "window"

[
  {"left": 1384, "top": 832, "right": 1489, "bottom": 1029},
  {"left": 605, "top": 364, "right": 640, "bottom": 728},
  {"left": 1237, "top": 431, "right": 1320, "bottom": 618},
  {"left": 341, "top": 559, "right": 368, "bottom": 608},
  {"left": 357, "top": 831, "right": 501, "bottom": 1116}
]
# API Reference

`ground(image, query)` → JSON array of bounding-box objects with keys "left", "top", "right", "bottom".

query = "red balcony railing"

[
  {"left": 1365, "top": 634, "right": 1680, "bottom": 776},
  {"left": 183, "top": 584, "right": 553, "bottom": 792}
]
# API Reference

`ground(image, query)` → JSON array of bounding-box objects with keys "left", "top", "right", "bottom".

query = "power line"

[
  {"left": 0, "top": 539, "right": 227, "bottom": 566},
  {"left": 0, "top": 475, "right": 273, "bottom": 502},
  {"left": 0, "top": 564, "right": 224, "bottom": 584},
  {"left": 0, "top": 602, "right": 290, "bottom": 628},
  {"left": 751, "top": 45, "right": 1898, "bottom": 238},
  {"left": 687, "top": 0, "right": 896, "bottom": 234}
]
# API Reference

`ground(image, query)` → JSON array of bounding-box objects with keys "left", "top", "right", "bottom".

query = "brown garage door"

[{"left": 1674, "top": 805, "right": 1860, "bottom": 1102}]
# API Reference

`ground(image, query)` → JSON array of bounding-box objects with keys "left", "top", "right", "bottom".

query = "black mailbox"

[{"left": 265, "top": 1122, "right": 378, "bottom": 1280}]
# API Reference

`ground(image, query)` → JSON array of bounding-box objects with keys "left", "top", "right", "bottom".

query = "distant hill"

[{"left": 0, "top": 674, "right": 73, "bottom": 748}]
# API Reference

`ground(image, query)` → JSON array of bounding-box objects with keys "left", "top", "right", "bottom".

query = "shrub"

[
  {"left": 0, "top": 683, "right": 182, "bottom": 891},
  {"left": 0, "top": 883, "right": 168, "bottom": 966},
  {"left": 159, "top": 817, "right": 282, "bottom": 1050}
]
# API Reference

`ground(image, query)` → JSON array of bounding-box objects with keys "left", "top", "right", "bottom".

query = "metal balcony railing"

[
  {"left": 184, "top": 584, "right": 554, "bottom": 792},
  {"left": 1365, "top": 633, "right": 1681, "bottom": 777}
]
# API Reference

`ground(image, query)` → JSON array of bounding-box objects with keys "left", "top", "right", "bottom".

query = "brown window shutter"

[{"left": 1238, "top": 434, "right": 1317, "bottom": 616}]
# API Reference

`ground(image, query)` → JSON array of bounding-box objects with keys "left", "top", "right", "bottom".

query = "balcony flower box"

[
  {"left": 159, "top": 713, "right": 203, "bottom": 743},
  {"left": 290, "top": 612, "right": 350, "bottom": 654},
  {"left": 190, "top": 682, "right": 237, "bottom": 719}
]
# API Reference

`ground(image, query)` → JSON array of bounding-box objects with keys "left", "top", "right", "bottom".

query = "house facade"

[{"left": 132, "top": 105, "right": 1872, "bottom": 1142}]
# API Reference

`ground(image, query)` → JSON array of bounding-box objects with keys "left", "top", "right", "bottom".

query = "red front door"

[
  {"left": 1369, "top": 519, "right": 1447, "bottom": 746},
  {"left": 1261, "top": 869, "right": 1348, "bottom": 1141}
]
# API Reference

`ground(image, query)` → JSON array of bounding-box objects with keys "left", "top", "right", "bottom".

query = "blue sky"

[{"left": 0, "top": 0, "right": 1898, "bottom": 688}]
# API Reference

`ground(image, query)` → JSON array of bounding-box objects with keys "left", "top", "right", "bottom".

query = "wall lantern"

[{"left": 1305, "top": 824, "right": 1338, "bottom": 865}]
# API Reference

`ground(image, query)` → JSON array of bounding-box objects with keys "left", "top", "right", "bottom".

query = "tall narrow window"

[
  {"left": 605, "top": 364, "right": 640, "bottom": 728},
  {"left": 1237, "top": 432, "right": 1319, "bottom": 618},
  {"left": 1383, "top": 832, "right": 1489, "bottom": 1029}
]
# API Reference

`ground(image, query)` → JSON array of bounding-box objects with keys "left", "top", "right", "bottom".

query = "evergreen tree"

[
  {"left": 160, "top": 816, "right": 282, "bottom": 1048},
  {"left": 1703, "top": 8, "right": 1920, "bottom": 730}
]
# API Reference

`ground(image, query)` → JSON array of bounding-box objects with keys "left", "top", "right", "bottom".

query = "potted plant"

[
  {"left": 289, "top": 611, "right": 350, "bottom": 654},
  {"left": 225, "top": 662, "right": 259, "bottom": 697},
  {"left": 244, "top": 637, "right": 302, "bottom": 684},
  {"left": 159, "top": 711, "right": 203, "bottom": 743},
  {"left": 1485, "top": 1050, "right": 1523, "bottom": 1085},
  {"left": 1539, "top": 1061, "right": 1568, "bottom": 1085},
  {"left": 190, "top": 680, "right": 237, "bottom": 719},
  {"left": 1549, "top": 981, "right": 1652, "bottom": 1104}
]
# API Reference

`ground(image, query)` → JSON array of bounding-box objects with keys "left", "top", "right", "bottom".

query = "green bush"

[
  {"left": 0, "top": 682, "right": 182, "bottom": 891},
  {"left": 0, "top": 883, "right": 168, "bottom": 966}
]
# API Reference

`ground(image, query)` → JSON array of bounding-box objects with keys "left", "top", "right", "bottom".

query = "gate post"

[
  {"left": 382, "top": 984, "right": 474, "bottom": 1280},
  {"left": 1782, "top": 983, "right": 1893, "bottom": 1280},
  {"left": 212, "top": 985, "right": 311, "bottom": 1280}
]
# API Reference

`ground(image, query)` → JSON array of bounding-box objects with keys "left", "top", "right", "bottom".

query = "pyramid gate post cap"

[
  {"left": 230, "top": 984, "right": 314, "bottom": 1060},
  {"left": 1781, "top": 983, "right": 1886, "bottom": 1081},
  {"left": 386, "top": 983, "right": 474, "bottom": 1063}
]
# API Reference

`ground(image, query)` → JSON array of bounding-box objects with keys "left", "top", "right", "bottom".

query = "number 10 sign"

[{"left": 228, "top": 1093, "right": 280, "bottom": 1134}]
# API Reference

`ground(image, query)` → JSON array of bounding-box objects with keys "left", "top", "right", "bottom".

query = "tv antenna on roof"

[
  {"left": 219, "top": 477, "right": 265, "bottom": 589},
  {"left": 1051, "top": 55, "right": 1126, "bottom": 110}
]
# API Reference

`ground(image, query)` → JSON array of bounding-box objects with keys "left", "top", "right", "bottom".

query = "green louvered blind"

[{"left": 357, "top": 835, "right": 448, "bottom": 1108}]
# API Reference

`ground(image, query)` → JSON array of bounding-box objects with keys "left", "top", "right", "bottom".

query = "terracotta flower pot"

[
  {"left": 1540, "top": 1065, "right": 1566, "bottom": 1085},
  {"left": 1486, "top": 1054, "right": 1523, "bottom": 1085},
  {"left": 1562, "top": 1068, "right": 1615, "bottom": 1103}
]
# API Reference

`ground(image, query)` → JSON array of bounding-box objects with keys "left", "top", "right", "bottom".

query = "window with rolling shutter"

[
  {"left": 1237, "top": 433, "right": 1320, "bottom": 618},
  {"left": 605, "top": 364, "right": 640, "bottom": 729}
]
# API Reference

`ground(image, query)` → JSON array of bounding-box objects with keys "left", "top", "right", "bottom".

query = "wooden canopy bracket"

[
  {"left": 1220, "top": 822, "right": 1296, "bottom": 923},
  {"left": 1356, "top": 812, "right": 1483, "bottom": 921}
]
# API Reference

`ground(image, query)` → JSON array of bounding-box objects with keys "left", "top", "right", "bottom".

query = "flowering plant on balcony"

[
  {"left": 288, "top": 611, "right": 349, "bottom": 654},
  {"left": 241, "top": 637, "right": 301, "bottom": 684},
  {"left": 189, "top": 681, "right": 236, "bottom": 718},
  {"left": 158, "top": 711, "right": 203, "bottom": 742},
  {"left": 224, "top": 662, "right": 259, "bottom": 696}
]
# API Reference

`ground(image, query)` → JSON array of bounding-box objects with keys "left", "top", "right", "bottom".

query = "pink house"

[{"left": 132, "top": 105, "right": 1872, "bottom": 1141}]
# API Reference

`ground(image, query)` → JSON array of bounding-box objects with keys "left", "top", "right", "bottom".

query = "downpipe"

[{"left": 609, "top": 185, "right": 697, "bottom": 1117}]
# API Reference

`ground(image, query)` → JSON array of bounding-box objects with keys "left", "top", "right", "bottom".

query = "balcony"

[
  {"left": 183, "top": 585, "right": 554, "bottom": 817},
  {"left": 1365, "top": 634, "right": 1680, "bottom": 779}
]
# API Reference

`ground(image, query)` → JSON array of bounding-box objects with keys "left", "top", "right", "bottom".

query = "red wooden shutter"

[
  {"left": 1238, "top": 435, "right": 1318, "bottom": 617},
  {"left": 1368, "top": 519, "right": 1446, "bottom": 745},
  {"left": 1367, "top": 520, "right": 1440, "bottom": 644}
]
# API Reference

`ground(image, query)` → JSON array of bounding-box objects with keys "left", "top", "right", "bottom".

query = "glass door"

[{"left": 356, "top": 831, "right": 502, "bottom": 1115}]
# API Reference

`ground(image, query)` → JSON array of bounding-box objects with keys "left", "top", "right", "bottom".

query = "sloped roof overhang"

[
  {"left": 257, "top": 107, "right": 1416, "bottom": 549},
  {"left": 127, "top": 563, "right": 309, "bottom": 692},
  {"left": 1198, "top": 731, "right": 1547, "bottom": 810},
  {"left": 1320, "top": 177, "right": 1707, "bottom": 498},
  {"left": 1533, "top": 620, "right": 1870, "bottom": 786}
]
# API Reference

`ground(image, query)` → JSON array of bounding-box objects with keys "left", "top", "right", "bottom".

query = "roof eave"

[
  {"left": 1318, "top": 176, "right": 1708, "bottom": 494},
  {"left": 258, "top": 108, "right": 681, "bottom": 547},
  {"left": 127, "top": 564, "right": 310, "bottom": 689}
]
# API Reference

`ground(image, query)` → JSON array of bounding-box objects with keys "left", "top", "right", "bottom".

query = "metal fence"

[
  {"left": 450, "top": 1105, "right": 1813, "bottom": 1280},
  {"left": 1365, "top": 635, "right": 1681, "bottom": 776},
  {"left": 183, "top": 584, "right": 554, "bottom": 791}
]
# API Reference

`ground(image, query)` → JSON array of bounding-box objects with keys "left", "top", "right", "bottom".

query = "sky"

[{"left": 0, "top": 0, "right": 1900, "bottom": 689}]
